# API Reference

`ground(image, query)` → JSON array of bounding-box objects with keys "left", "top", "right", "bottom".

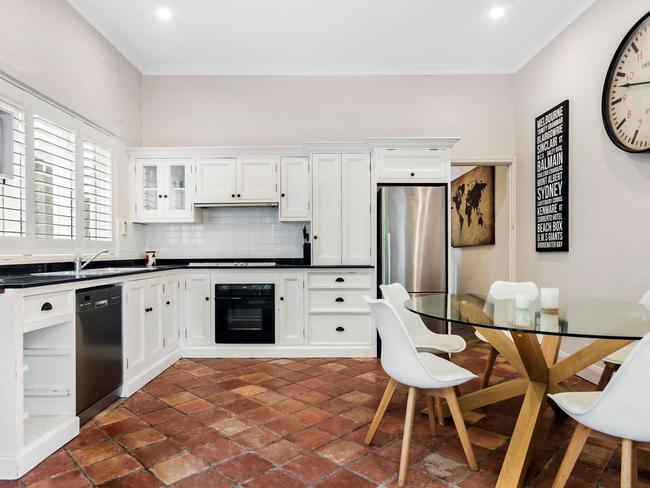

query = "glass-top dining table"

[{"left": 404, "top": 293, "right": 650, "bottom": 488}]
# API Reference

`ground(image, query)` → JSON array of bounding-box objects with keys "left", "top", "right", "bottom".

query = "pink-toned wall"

[
  {"left": 514, "top": 0, "right": 650, "bottom": 303},
  {"left": 142, "top": 75, "right": 516, "bottom": 159},
  {"left": 0, "top": 0, "right": 142, "bottom": 145}
]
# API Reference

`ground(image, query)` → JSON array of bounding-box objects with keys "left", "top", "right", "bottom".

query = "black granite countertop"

[{"left": 0, "top": 259, "right": 374, "bottom": 289}]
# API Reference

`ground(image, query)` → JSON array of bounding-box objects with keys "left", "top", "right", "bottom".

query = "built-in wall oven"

[{"left": 214, "top": 284, "right": 275, "bottom": 344}]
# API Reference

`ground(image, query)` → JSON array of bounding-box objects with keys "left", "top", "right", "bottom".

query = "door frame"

[{"left": 449, "top": 158, "right": 517, "bottom": 292}]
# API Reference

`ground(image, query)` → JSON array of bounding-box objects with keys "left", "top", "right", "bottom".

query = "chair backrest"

[
  {"left": 579, "top": 333, "right": 650, "bottom": 441},
  {"left": 364, "top": 296, "right": 443, "bottom": 388},
  {"left": 380, "top": 283, "right": 431, "bottom": 338},
  {"left": 487, "top": 281, "right": 539, "bottom": 301}
]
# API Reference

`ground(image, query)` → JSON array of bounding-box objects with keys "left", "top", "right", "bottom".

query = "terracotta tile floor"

[{"left": 8, "top": 343, "right": 650, "bottom": 487}]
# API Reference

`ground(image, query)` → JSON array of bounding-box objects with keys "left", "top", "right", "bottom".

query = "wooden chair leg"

[
  {"left": 443, "top": 388, "right": 478, "bottom": 470},
  {"left": 365, "top": 378, "right": 397, "bottom": 445},
  {"left": 597, "top": 362, "right": 620, "bottom": 391},
  {"left": 425, "top": 395, "right": 437, "bottom": 436},
  {"left": 621, "top": 439, "right": 638, "bottom": 488},
  {"left": 398, "top": 387, "right": 417, "bottom": 487},
  {"left": 551, "top": 423, "right": 591, "bottom": 488},
  {"left": 481, "top": 346, "right": 499, "bottom": 389},
  {"left": 434, "top": 397, "right": 445, "bottom": 426}
]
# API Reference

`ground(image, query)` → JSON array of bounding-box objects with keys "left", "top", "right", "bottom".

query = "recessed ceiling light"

[
  {"left": 489, "top": 6, "right": 506, "bottom": 20},
  {"left": 155, "top": 7, "right": 173, "bottom": 21}
]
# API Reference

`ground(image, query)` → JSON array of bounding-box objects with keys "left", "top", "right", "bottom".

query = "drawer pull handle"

[
  {"left": 41, "top": 302, "right": 53, "bottom": 312},
  {"left": 145, "top": 307, "right": 153, "bottom": 312},
  {"left": 335, "top": 297, "right": 345, "bottom": 303},
  {"left": 335, "top": 277, "right": 345, "bottom": 283},
  {"left": 335, "top": 326, "right": 345, "bottom": 332}
]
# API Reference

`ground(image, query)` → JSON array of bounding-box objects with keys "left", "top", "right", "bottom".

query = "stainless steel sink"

[{"left": 31, "top": 267, "right": 155, "bottom": 277}]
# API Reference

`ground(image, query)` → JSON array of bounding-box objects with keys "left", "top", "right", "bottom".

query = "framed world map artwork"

[{"left": 451, "top": 166, "right": 495, "bottom": 247}]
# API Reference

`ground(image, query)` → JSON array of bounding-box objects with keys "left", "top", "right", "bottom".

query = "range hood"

[{"left": 194, "top": 202, "right": 278, "bottom": 208}]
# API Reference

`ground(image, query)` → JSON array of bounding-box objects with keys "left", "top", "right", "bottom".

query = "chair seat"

[
  {"left": 604, "top": 343, "right": 636, "bottom": 365},
  {"left": 416, "top": 352, "right": 477, "bottom": 388},
  {"left": 549, "top": 391, "right": 600, "bottom": 417},
  {"left": 414, "top": 333, "right": 466, "bottom": 354}
]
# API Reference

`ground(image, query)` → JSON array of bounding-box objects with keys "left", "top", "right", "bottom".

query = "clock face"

[{"left": 602, "top": 12, "right": 650, "bottom": 153}]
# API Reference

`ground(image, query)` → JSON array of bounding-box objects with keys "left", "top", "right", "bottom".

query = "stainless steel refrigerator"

[{"left": 378, "top": 185, "right": 448, "bottom": 331}]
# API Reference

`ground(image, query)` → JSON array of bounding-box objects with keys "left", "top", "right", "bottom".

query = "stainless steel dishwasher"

[{"left": 76, "top": 284, "right": 123, "bottom": 424}]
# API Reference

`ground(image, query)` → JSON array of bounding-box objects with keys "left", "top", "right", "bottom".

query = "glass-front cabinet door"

[
  {"left": 135, "top": 160, "right": 164, "bottom": 220},
  {"left": 165, "top": 161, "right": 193, "bottom": 220}
]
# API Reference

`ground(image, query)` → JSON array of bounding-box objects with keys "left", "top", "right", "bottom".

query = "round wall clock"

[{"left": 602, "top": 11, "right": 650, "bottom": 153}]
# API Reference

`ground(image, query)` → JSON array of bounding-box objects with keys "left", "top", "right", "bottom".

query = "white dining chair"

[
  {"left": 549, "top": 334, "right": 650, "bottom": 488},
  {"left": 380, "top": 283, "right": 466, "bottom": 354},
  {"left": 598, "top": 290, "right": 650, "bottom": 390},
  {"left": 477, "top": 281, "right": 540, "bottom": 388},
  {"left": 363, "top": 296, "right": 478, "bottom": 486}
]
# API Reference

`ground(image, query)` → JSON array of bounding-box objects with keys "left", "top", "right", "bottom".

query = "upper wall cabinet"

[
  {"left": 312, "top": 153, "right": 371, "bottom": 266},
  {"left": 194, "top": 157, "right": 278, "bottom": 204},
  {"left": 375, "top": 148, "right": 449, "bottom": 183},
  {"left": 133, "top": 159, "right": 196, "bottom": 223},
  {"left": 279, "top": 156, "right": 310, "bottom": 222}
]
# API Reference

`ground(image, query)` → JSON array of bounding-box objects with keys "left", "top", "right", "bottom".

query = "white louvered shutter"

[
  {"left": 0, "top": 99, "right": 26, "bottom": 237},
  {"left": 83, "top": 140, "right": 112, "bottom": 241}
]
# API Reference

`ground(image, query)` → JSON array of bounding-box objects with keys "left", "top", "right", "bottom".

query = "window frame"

[{"left": 0, "top": 78, "right": 117, "bottom": 259}]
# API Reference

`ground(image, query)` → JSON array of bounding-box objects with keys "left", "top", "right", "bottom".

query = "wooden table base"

[{"left": 449, "top": 325, "right": 633, "bottom": 488}]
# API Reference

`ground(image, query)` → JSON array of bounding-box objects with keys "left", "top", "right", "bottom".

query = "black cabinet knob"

[
  {"left": 41, "top": 302, "right": 53, "bottom": 312},
  {"left": 281, "top": 193, "right": 285, "bottom": 197},
  {"left": 335, "top": 297, "right": 345, "bottom": 303},
  {"left": 410, "top": 172, "right": 415, "bottom": 177},
  {"left": 166, "top": 301, "right": 171, "bottom": 305},
  {"left": 335, "top": 277, "right": 345, "bottom": 283},
  {"left": 313, "top": 235, "right": 318, "bottom": 240},
  {"left": 335, "top": 326, "right": 345, "bottom": 332},
  {"left": 280, "top": 297, "right": 284, "bottom": 301},
  {"left": 237, "top": 194, "right": 241, "bottom": 198},
  {"left": 232, "top": 194, "right": 235, "bottom": 198},
  {"left": 205, "top": 297, "right": 210, "bottom": 301},
  {"left": 158, "top": 194, "right": 162, "bottom": 198},
  {"left": 164, "top": 194, "right": 168, "bottom": 198}
]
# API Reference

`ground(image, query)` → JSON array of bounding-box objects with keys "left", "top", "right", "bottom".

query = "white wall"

[
  {"left": 0, "top": 0, "right": 145, "bottom": 259},
  {"left": 514, "top": 0, "right": 650, "bottom": 303},
  {"left": 451, "top": 165, "right": 511, "bottom": 294},
  {"left": 142, "top": 75, "right": 516, "bottom": 160}
]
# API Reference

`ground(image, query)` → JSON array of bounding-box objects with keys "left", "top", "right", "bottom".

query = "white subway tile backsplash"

[{"left": 142, "top": 207, "right": 306, "bottom": 259}]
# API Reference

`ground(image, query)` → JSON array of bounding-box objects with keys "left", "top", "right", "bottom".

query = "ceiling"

[{"left": 67, "top": 0, "right": 596, "bottom": 75}]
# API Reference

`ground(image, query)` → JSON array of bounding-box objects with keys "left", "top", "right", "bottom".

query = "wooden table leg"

[{"left": 496, "top": 381, "right": 548, "bottom": 488}]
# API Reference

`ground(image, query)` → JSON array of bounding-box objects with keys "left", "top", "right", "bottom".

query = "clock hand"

[{"left": 619, "top": 80, "right": 650, "bottom": 88}]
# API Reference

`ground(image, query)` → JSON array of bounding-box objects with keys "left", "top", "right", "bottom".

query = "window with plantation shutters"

[
  {"left": 83, "top": 140, "right": 112, "bottom": 241},
  {"left": 0, "top": 99, "right": 26, "bottom": 237},
  {"left": 33, "top": 116, "right": 76, "bottom": 240}
]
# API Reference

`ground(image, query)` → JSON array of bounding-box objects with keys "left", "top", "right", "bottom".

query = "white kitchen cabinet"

[
  {"left": 312, "top": 154, "right": 342, "bottom": 265},
  {"left": 145, "top": 281, "right": 165, "bottom": 364},
  {"left": 278, "top": 274, "right": 304, "bottom": 345},
  {"left": 194, "top": 158, "right": 237, "bottom": 203},
  {"left": 123, "top": 280, "right": 148, "bottom": 379},
  {"left": 237, "top": 157, "right": 278, "bottom": 201},
  {"left": 133, "top": 159, "right": 195, "bottom": 222},
  {"left": 312, "top": 153, "right": 372, "bottom": 266},
  {"left": 342, "top": 154, "right": 372, "bottom": 265},
  {"left": 184, "top": 274, "right": 212, "bottom": 346},
  {"left": 375, "top": 148, "right": 448, "bottom": 183},
  {"left": 280, "top": 157, "right": 310, "bottom": 221},
  {"left": 161, "top": 277, "right": 181, "bottom": 352},
  {"left": 193, "top": 157, "right": 278, "bottom": 204}
]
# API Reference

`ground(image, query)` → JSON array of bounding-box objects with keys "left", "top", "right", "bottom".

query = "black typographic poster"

[{"left": 535, "top": 100, "right": 569, "bottom": 252}]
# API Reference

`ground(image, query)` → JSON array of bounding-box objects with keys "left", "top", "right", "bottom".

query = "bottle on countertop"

[{"left": 144, "top": 250, "right": 157, "bottom": 267}]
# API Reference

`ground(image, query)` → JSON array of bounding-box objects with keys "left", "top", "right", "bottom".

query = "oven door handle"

[{"left": 215, "top": 297, "right": 244, "bottom": 300}]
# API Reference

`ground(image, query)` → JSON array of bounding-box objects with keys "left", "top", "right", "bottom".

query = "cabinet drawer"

[
  {"left": 308, "top": 289, "right": 371, "bottom": 312},
  {"left": 309, "top": 314, "right": 372, "bottom": 345},
  {"left": 22, "top": 291, "right": 74, "bottom": 325},
  {"left": 377, "top": 148, "right": 447, "bottom": 182},
  {"left": 308, "top": 272, "right": 372, "bottom": 289}
]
